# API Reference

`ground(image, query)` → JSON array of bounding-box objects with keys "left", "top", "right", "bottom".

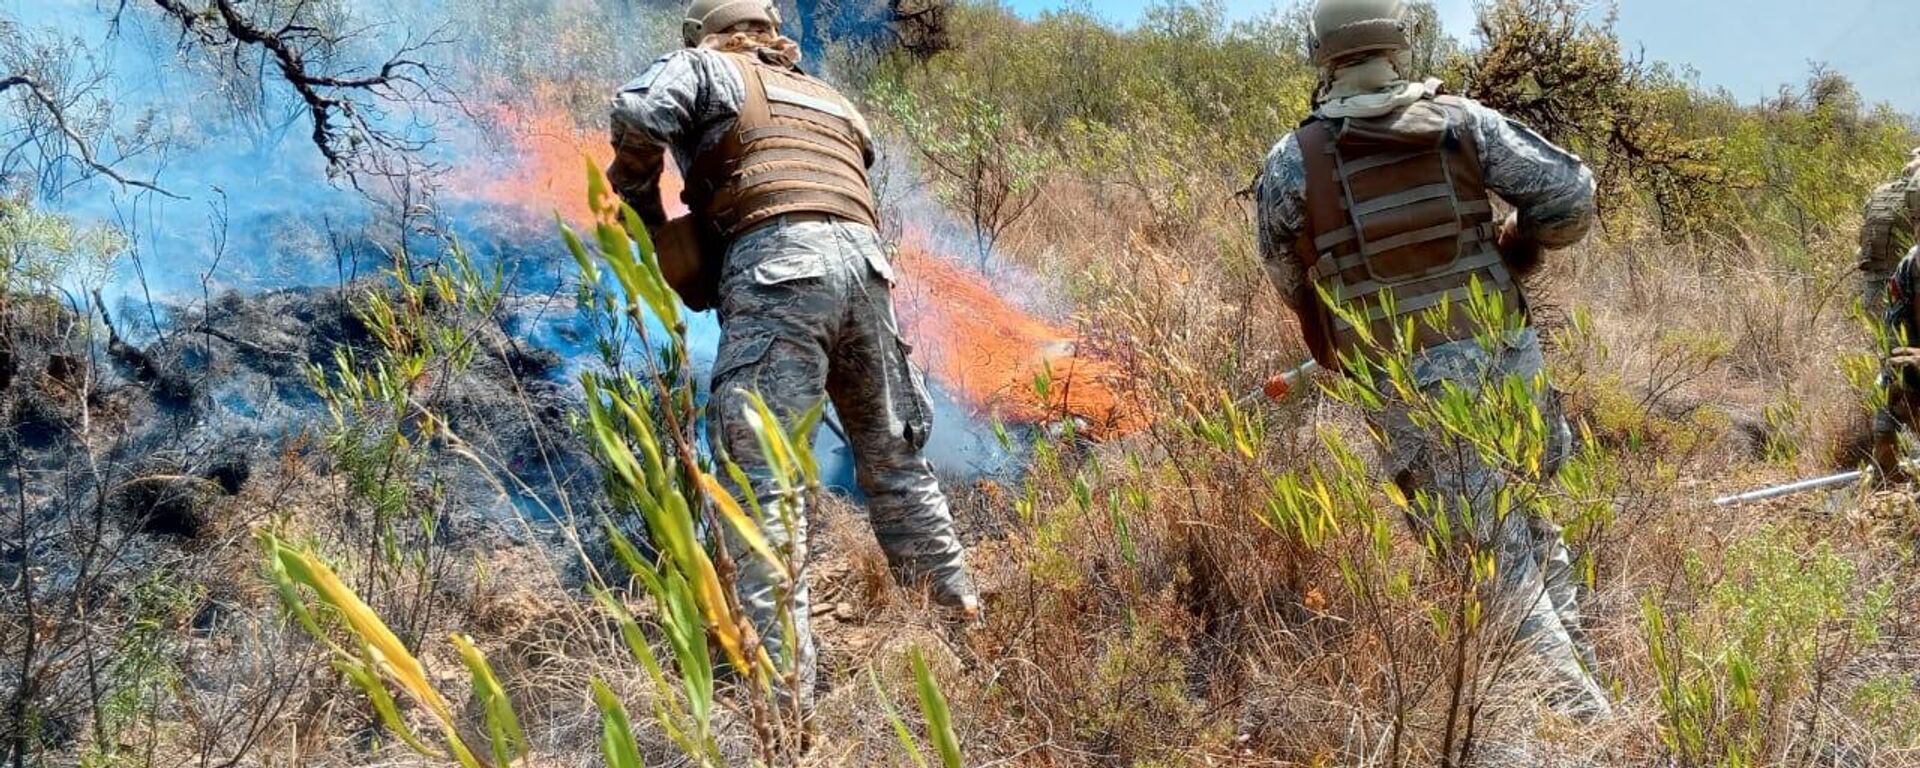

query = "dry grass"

[
  {"left": 16, "top": 63, "right": 1920, "bottom": 768},
  {"left": 23, "top": 168, "right": 1918, "bottom": 768}
]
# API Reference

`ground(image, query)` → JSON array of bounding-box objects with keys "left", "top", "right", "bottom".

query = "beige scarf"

[
  {"left": 1315, "top": 53, "right": 1442, "bottom": 120},
  {"left": 700, "top": 30, "right": 804, "bottom": 67}
]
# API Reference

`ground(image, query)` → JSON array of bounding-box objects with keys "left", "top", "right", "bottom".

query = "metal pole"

[{"left": 1711, "top": 470, "right": 1867, "bottom": 507}]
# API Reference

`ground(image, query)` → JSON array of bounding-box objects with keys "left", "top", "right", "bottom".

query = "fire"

[
  {"left": 477, "top": 94, "right": 1144, "bottom": 437},
  {"left": 465, "top": 90, "right": 686, "bottom": 227},
  {"left": 892, "top": 237, "right": 1147, "bottom": 439}
]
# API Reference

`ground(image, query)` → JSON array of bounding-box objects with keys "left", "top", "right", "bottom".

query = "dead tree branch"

[
  {"left": 0, "top": 75, "right": 178, "bottom": 199},
  {"left": 140, "top": 0, "right": 457, "bottom": 185}
]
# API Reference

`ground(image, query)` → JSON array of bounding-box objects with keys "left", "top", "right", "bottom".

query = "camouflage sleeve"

[
  {"left": 1256, "top": 133, "right": 1308, "bottom": 310},
  {"left": 1461, "top": 100, "right": 1597, "bottom": 249},
  {"left": 1858, "top": 181, "right": 1916, "bottom": 311},
  {"left": 607, "top": 53, "right": 698, "bottom": 225},
  {"left": 1887, "top": 248, "right": 1920, "bottom": 350},
  {"left": 611, "top": 51, "right": 708, "bottom": 148}
]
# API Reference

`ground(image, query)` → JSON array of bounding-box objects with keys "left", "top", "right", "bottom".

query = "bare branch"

[
  {"left": 0, "top": 75, "right": 180, "bottom": 199},
  {"left": 142, "top": 0, "right": 457, "bottom": 185}
]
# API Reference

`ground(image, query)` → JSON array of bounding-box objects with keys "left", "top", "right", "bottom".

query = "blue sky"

[{"left": 1001, "top": 1, "right": 1920, "bottom": 115}]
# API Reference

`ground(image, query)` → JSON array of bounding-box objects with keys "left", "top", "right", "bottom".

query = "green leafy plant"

[
  {"left": 872, "top": 646, "right": 965, "bottom": 768},
  {"left": 1642, "top": 527, "right": 1891, "bottom": 767},
  {"left": 1251, "top": 279, "right": 1616, "bottom": 767},
  {"left": 262, "top": 533, "right": 518, "bottom": 768},
  {"left": 306, "top": 241, "right": 503, "bottom": 645}
]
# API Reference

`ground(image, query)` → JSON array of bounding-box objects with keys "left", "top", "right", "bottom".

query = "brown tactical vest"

[
  {"left": 1291, "top": 95, "right": 1522, "bottom": 372},
  {"left": 686, "top": 52, "right": 881, "bottom": 240}
]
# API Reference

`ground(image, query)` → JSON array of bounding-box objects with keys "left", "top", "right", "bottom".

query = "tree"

[
  {"left": 1461, "top": 0, "right": 1724, "bottom": 235},
  {"left": 136, "top": 0, "right": 456, "bottom": 186},
  {"left": 0, "top": 19, "right": 172, "bottom": 199},
  {"left": 869, "top": 75, "right": 1050, "bottom": 269}
]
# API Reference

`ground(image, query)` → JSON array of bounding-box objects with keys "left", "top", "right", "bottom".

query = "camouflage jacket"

[
  {"left": 1255, "top": 96, "right": 1597, "bottom": 309},
  {"left": 607, "top": 47, "right": 872, "bottom": 228},
  {"left": 606, "top": 48, "right": 756, "bottom": 226},
  {"left": 1859, "top": 177, "right": 1920, "bottom": 312}
]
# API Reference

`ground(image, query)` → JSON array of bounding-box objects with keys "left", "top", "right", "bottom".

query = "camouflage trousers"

[
  {"left": 708, "top": 216, "right": 974, "bottom": 702},
  {"left": 1373, "top": 330, "right": 1611, "bottom": 720}
]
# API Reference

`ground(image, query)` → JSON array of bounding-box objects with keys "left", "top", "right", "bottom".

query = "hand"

[
  {"left": 1873, "top": 433, "right": 1912, "bottom": 487},
  {"left": 1888, "top": 347, "right": 1920, "bottom": 369},
  {"left": 1496, "top": 213, "right": 1544, "bottom": 276}
]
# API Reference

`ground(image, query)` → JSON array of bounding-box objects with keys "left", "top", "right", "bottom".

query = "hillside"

[{"left": 5, "top": 1, "right": 1920, "bottom": 766}]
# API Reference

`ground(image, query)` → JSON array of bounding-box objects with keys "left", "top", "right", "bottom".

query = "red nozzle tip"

[{"left": 1263, "top": 375, "right": 1292, "bottom": 401}]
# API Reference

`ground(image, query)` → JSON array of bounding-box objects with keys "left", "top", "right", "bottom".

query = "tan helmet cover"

[
  {"left": 682, "top": 0, "right": 783, "bottom": 47},
  {"left": 1309, "top": 0, "right": 1412, "bottom": 67}
]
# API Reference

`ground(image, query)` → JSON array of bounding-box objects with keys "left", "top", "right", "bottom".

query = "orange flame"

[
  {"left": 476, "top": 95, "right": 1145, "bottom": 437},
  {"left": 893, "top": 236, "right": 1147, "bottom": 439},
  {"left": 464, "top": 90, "right": 684, "bottom": 227}
]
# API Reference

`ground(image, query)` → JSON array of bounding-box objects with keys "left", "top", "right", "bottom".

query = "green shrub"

[{"left": 1643, "top": 527, "right": 1891, "bottom": 766}]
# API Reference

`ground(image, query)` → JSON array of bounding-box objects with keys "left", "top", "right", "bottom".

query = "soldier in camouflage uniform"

[
  {"left": 1256, "top": 0, "right": 1610, "bottom": 721},
  {"left": 1859, "top": 154, "right": 1920, "bottom": 482},
  {"left": 1870, "top": 246, "right": 1920, "bottom": 483},
  {"left": 606, "top": 0, "right": 976, "bottom": 704},
  {"left": 1857, "top": 151, "right": 1920, "bottom": 316}
]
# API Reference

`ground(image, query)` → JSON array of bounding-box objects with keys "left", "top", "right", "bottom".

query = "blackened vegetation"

[
  {"left": 886, "top": 0, "right": 952, "bottom": 59},
  {"left": 0, "top": 279, "right": 594, "bottom": 763},
  {"left": 787, "top": 0, "right": 953, "bottom": 62},
  {"left": 0, "top": 21, "right": 175, "bottom": 199},
  {"left": 145, "top": 281, "right": 594, "bottom": 517},
  {"left": 0, "top": 75, "right": 175, "bottom": 199}
]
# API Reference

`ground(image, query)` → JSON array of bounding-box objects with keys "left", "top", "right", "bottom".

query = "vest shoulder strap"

[
  {"left": 1292, "top": 118, "right": 1347, "bottom": 371},
  {"left": 1296, "top": 119, "right": 1343, "bottom": 262}
]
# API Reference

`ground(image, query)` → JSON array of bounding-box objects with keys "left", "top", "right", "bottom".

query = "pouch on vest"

[{"left": 653, "top": 215, "right": 724, "bottom": 311}]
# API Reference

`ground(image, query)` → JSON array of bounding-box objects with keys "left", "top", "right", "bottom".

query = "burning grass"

[
  {"left": 893, "top": 236, "right": 1150, "bottom": 439},
  {"left": 15, "top": 3, "right": 1920, "bottom": 767}
]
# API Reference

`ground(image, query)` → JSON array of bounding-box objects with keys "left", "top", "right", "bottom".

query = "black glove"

[{"left": 1497, "top": 214, "right": 1544, "bottom": 277}]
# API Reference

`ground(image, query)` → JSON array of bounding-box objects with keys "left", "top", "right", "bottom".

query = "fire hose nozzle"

[
  {"left": 1262, "top": 374, "right": 1294, "bottom": 401},
  {"left": 1238, "top": 360, "right": 1321, "bottom": 409}
]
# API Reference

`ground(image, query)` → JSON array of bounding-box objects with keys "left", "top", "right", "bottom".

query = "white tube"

[{"left": 1712, "top": 470, "right": 1865, "bottom": 507}]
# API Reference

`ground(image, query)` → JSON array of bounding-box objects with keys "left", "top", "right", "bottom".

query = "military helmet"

[
  {"left": 1308, "top": 0, "right": 1412, "bottom": 67},
  {"left": 682, "top": 0, "right": 783, "bottom": 47}
]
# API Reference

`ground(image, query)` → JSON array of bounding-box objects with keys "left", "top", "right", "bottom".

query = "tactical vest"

[
  {"left": 1291, "top": 95, "right": 1522, "bottom": 372},
  {"left": 686, "top": 52, "right": 881, "bottom": 240}
]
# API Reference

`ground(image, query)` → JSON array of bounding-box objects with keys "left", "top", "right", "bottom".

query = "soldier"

[
  {"left": 1870, "top": 246, "right": 1920, "bottom": 484},
  {"left": 1255, "top": 0, "right": 1611, "bottom": 720},
  {"left": 1857, "top": 151, "right": 1920, "bottom": 316},
  {"left": 1859, "top": 155, "right": 1920, "bottom": 483},
  {"left": 606, "top": 0, "right": 978, "bottom": 705}
]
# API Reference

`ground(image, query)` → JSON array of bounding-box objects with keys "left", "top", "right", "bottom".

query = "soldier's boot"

[
  {"left": 828, "top": 262, "right": 978, "bottom": 615},
  {"left": 1516, "top": 586, "right": 1613, "bottom": 723}
]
